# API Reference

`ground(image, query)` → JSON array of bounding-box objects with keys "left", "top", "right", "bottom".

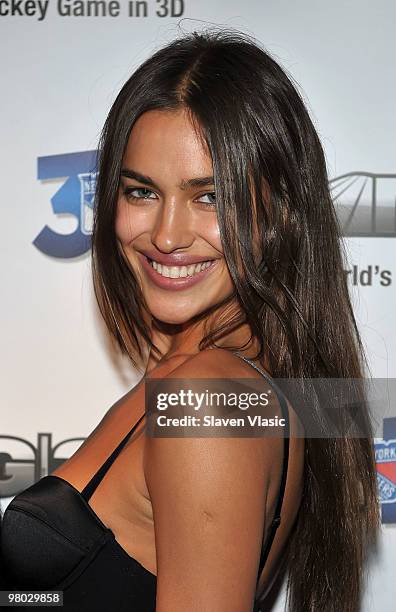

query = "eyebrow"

[{"left": 120, "top": 168, "right": 215, "bottom": 190}]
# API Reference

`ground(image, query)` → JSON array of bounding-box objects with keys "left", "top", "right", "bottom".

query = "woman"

[{"left": 1, "top": 29, "right": 379, "bottom": 611}]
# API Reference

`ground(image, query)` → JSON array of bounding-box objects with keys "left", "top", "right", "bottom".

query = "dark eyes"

[
  {"left": 122, "top": 187, "right": 216, "bottom": 209},
  {"left": 123, "top": 187, "right": 156, "bottom": 201},
  {"left": 198, "top": 192, "right": 216, "bottom": 206}
]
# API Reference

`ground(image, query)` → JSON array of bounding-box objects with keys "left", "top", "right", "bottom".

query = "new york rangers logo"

[
  {"left": 78, "top": 171, "right": 98, "bottom": 236},
  {"left": 375, "top": 418, "right": 396, "bottom": 523},
  {"left": 375, "top": 439, "right": 396, "bottom": 503}
]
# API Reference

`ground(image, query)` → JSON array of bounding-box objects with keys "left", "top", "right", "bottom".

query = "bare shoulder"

[
  {"left": 162, "top": 347, "right": 291, "bottom": 424},
  {"left": 142, "top": 347, "right": 289, "bottom": 610}
]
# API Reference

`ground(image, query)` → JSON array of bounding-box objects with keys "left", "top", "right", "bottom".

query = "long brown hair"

[{"left": 91, "top": 28, "right": 380, "bottom": 611}]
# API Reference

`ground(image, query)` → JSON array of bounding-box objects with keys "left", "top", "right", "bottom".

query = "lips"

[
  {"left": 137, "top": 251, "right": 219, "bottom": 292},
  {"left": 140, "top": 249, "right": 217, "bottom": 266}
]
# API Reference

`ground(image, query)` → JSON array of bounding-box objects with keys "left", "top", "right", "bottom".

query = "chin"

[
  {"left": 148, "top": 302, "right": 210, "bottom": 326},
  {"left": 151, "top": 311, "right": 197, "bottom": 326}
]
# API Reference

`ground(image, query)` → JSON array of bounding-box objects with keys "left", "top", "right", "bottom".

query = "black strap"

[
  {"left": 232, "top": 353, "right": 290, "bottom": 583},
  {"left": 81, "top": 412, "right": 146, "bottom": 501}
]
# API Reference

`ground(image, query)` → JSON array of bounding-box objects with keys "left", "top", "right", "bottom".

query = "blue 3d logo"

[{"left": 33, "top": 150, "right": 98, "bottom": 258}]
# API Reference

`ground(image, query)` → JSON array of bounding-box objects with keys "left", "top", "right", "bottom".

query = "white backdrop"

[{"left": 1, "top": 1, "right": 395, "bottom": 609}]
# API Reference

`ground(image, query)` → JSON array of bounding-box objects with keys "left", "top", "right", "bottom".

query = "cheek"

[
  {"left": 115, "top": 199, "right": 147, "bottom": 245},
  {"left": 205, "top": 216, "right": 223, "bottom": 253}
]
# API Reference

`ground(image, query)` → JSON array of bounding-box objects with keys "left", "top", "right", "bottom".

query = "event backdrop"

[{"left": 1, "top": 1, "right": 395, "bottom": 609}]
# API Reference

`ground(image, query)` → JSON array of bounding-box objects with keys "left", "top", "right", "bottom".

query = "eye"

[
  {"left": 195, "top": 192, "right": 216, "bottom": 208},
  {"left": 123, "top": 187, "right": 158, "bottom": 201}
]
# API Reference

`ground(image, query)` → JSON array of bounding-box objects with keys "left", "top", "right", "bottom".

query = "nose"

[{"left": 150, "top": 196, "right": 194, "bottom": 253}]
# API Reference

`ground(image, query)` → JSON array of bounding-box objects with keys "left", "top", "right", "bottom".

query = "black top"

[{"left": 0, "top": 352, "right": 290, "bottom": 611}]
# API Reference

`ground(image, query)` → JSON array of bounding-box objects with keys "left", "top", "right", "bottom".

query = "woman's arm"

[{"left": 143, "top": 353, "right": 276, "bottom": 612}]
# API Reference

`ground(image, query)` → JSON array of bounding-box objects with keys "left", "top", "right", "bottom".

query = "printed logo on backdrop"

[
  {"left": 330, "top": 172, "right": 396, "bottom": 237},
  {"left": 375, "top": 417, "right": 396, "bottom": 524},
  {"left": 34, "top": 150, "right": 97, "bottom": 258},
  {"left": 0, "top": 433, "right": 84, "bottom": 499}
]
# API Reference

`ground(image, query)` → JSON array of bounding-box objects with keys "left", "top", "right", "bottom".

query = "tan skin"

[{"left": 53, "top": 108, "right": 305, "bottom": 611}]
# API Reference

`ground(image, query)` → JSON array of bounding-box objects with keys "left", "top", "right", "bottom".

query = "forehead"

[{"left": 122, "top": 108, "right": 213, "bottom": 178}]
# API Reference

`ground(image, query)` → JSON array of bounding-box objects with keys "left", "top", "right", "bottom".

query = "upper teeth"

[{"left": 150, "top": 259, "right": 213, "bottom": 278}]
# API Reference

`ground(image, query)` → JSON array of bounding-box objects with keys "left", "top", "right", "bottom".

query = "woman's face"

[{"left": 115, "top": 108, "right": 234, "bottom": 325}]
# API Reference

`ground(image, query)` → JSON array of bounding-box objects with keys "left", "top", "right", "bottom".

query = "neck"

[{"left": 145, "top": 308, "right": 262, "bottom": 373}]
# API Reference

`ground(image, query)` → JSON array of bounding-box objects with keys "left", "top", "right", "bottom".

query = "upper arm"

[{"left": 143, "top": 350, "right": 277, "bottom": 612}]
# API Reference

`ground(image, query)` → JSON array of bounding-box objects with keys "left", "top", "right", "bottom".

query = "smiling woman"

[
  {"left": 0, "top": 27, "right": 379, "bottom": 612},
  {"left": 115, "top": 108, "right": 232, "bottom": 322}
]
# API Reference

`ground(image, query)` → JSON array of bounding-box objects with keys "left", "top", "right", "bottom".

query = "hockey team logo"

[
  {"left": 78, "top": 170, "right": 97, "bottom": 236},
  {"left": 375, "top": 440, "right": 396, "bottom": 503},
  {"left": 375, "top": 418, "right": 396, "bottom": 524},
  {"left": 33, "top": 150, "right": 98, "bottom": 258}
]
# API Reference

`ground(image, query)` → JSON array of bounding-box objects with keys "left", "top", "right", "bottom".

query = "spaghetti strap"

[
  {"left": 81, "top": 411, "right": 146, "bottom": 501},
  {"left": 231, "top": 352, "right": 290, "bottom": 585}
]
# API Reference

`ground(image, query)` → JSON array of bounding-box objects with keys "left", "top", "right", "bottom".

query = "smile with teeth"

[{"left": 148, "top": 258, "right": 214, "bottom": 278}]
